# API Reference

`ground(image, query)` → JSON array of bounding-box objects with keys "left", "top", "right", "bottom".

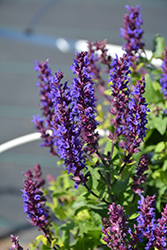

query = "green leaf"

[
  {"left": 162, "top": 160, "right": 167, "bottom": 171},
  {"left": 155, "top": 141, "right": 165, "bottom": 153},
  {"left": 104, "top": 140, "right": 112, "bottom": 155},
  {"left": 103, "top": 89, "right": 111, "bottom": 95},
  {"left": 148, "top": 112, "right": 167, "bottom": 135},
  {"left": 53, "top": 205, "right": 66, "bottom": 220},
  {"left": 144, "top": 73, "right": 160, "bottom": 104},
  {"left": 51, "top": 239, "right": 57, "bottom": 248},
  {"left": 112, "top": 177, "right": 129, "bottom": 196},
  {"left": 41, "top": 246, "right": 52, "bottom": 250},
  {"left": 129, "top": 213, "right": 139, "bottom": 220},
  {"left": 36, "top": 235, "right": 50, "bottom": 247},
  {"left": 62, "top": 230, "right": 70, "bottom": 249},
  {"left": 77, "top": 191, "right": 89, "bottom": 202},
  {"left": 153, "top": 34, "right": 166, "bottom": 59},
  {"left": 60, "top": 221, "right": 75, "bottom": 231}
]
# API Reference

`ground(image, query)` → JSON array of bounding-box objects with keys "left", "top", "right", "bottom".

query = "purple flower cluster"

[
  {"left": 8, "top": 235, "right": 23, "bottom": 250},
  {"left": 33, "top": 52, "right": 98, "bottom": 188},
  {"left": 102, "top": 195, "right": 167, "bottom": 249},
  {"left": 109, "top": 54, "right": 149, "bottom": 154},
  {"left": 130, "top": 194, "right": 167, "bottom": 249},
  {"left": 155, "top": 205, "right": 167, "bottom": 249},
  {"left": 49, "top": 51, "right": 98, "bottom": 187},
  {"left": 131, "top": 154, "right": 148, "bottom": 194},
  {"left": 21, "top": 164, "right": 50, "bottom": 235},
  {"left": 109, "top": 53, "right": 131, "bottom": 142},
  {"left": 50, "top": 73, "right": 86, "bottom": 186},
  {"left": 70, "top": 51, "right": 99, "bottom": 154},
  {"left": 120, "top": 5, "right": 145, "bottom": 60},
  {"left": 160, "top": 47, "right": 167, "bottom": 99},
  {"left": 32, "top": 59, "right": 63, "bottom": 155},
  {"left": 136, "top": 194, "right": 157, "bottom": 248},
  {"left": 102, "top": 203, "right": 128, "bottom": 249}
]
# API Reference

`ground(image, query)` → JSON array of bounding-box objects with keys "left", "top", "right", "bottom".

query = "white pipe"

[
  {"left": 0, "top": 129, "right": 109, "bottom": 153},
  {"left": 75, "top": 40, "right": 162, "bottom": 67},
  {"left": 0, "top": 132, "right": 41, "bottom": 153}
]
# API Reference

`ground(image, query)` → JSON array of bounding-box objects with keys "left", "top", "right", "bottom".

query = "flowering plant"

[{"left": 9, "top": 5, "right": 167, "bottom": 250}]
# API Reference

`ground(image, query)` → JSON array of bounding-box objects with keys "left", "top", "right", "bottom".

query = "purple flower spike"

[
  {"left": 21, "top": 164, "right": 50, "bottom": 236},
  {"left": 108, "top": 53, "right": 132, "bottom": 142},
  {"left": 154, "top": 205, "right": 167, "bottom": 249},
  {"left": 160, "top": 47, "right": 167, "bottom": 99},
  {"left": 129, "top": 194, "right": 167, "bottom": 249},
  {"left": 33, "top": 59, "right": 64, "bottom": 155},
  {"left": 70, "top": 51, "right": 99, "bottom": 154},
  {"left": 109, "top": 54, "right": 149, "bottom": 154},
  {"left": 50, "top": 69, "right": 87, "bottom": 187},
  {"left": 8, "top": 235, "right": 23, "bottom": 250},
  {"left": 102, "top": 203, "right": 128, "bottom": 249},
  {"left": 120, "top": 5, "right": 145, "bottom": 60},
  {"left": 136, "top": 194, "right": 157, "bottom": 248}
]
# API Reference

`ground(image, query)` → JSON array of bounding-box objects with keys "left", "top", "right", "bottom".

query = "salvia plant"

[{"left": 8, "top": 4, "right": 167, "bottom": 250}]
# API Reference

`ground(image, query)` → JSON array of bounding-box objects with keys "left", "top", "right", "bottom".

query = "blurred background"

[{"left": 0, "top": 0, "right": 167, "bottom": 248}]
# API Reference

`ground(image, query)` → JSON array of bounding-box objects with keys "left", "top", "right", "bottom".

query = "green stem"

[
  {"left": 84, "top": 183, "right": 110, "bottom": 205},
  {"left": 129, "top": 193, "right": 137, "bottom": 216},
  {"left": 111, "top": 153, "right": 131, "bottom": 187},
  {"left": 98, "top": 170, "right": 113, "bottom": 203},
  {"left": 96, "top": 150, "right": 109, "bottom": 168}
]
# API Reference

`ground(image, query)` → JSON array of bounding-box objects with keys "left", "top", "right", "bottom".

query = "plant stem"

[
  {"left": 111, "top": 153, "right": 131, "bottom": 187},
  {"left": 129, "top": 193, "right": 137, "bottom": 216},
  {"left": 84, "top": 183, "right": 110, "bottom": 205}
]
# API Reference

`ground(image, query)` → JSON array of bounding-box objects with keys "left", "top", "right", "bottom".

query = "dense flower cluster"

[
  {"left": 120, "top": 5, "right": 145, "bottom": 60},
  {"left": 70, "top": 51, "right": 99, "bottom": 154},
  {"left": 131, "top": 154, "right": 148, "bottom": 194},
  {"left": 109, "top": 54, "right": 149, "bottom": 154},
  {"left": 136, "top": 194, "right": 157, "bottom": 249},
  {"left": 108, "top": 53, "right": 131, "bottom": 142},
  {"left": 130, "top": 194, "right": 167, "bottom": 249},
  {"left": 155, "top": 205, "right": 167, "bottom": 249},
  {"left": 32, "top": 59, "right": 58, "bottom": 155},
  {"left": 49, "top": 51, "right": 98, "bottom": 187},
  {"left": 102, "top": 195, "right": 167, "bottom": 249},
  {"left": 8, "top": 235, "right": 23, "bottom": 250},
  {"left": 102, "top": 203, "right": 128, "bottom": 249},
  {"left": 50, "top": 72, "right": 86, "bottom": 187},
  {"left": 160, "top": 47, "right": 167, "bottom": 99},
  {"left": 21, "top": 164, "right": 50, "bottom": 235}
]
